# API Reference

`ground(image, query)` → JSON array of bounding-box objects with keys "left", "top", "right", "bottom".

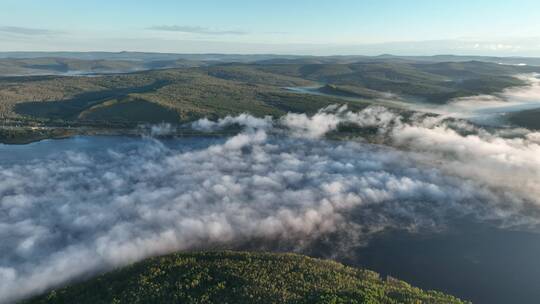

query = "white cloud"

[
  {"left": 192, "top": 113, "right": 273, "bottom": 131},
  {"left": 2, "top": 107, "right": 540, "bottom": 302}
]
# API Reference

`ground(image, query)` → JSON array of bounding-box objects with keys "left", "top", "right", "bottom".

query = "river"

[{"left": 287, "top": 73, "right": 540, "bottom": 129}]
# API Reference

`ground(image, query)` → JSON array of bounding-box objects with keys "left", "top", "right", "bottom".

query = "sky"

[{"left": 1, "top": 0, "right": 540, "bottom": 56}]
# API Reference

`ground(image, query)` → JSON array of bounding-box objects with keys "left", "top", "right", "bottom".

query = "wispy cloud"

[
  {"left": 147, "top": 25, "right": 247, "bottom": 35},
  {"left": 0, "top": 26, "right": 61, "bottom": 36}
]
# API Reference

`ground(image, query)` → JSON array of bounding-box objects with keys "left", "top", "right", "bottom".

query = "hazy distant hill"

[
  {"left": 0, "top": 57, "right": 207, "bottom": 77},
  {"left": 0, "top": 52, "right": 305, "bottom": 63},
  {"left": 1, "top": 52, "right": 539, "bottom": 77},
  {"left": 23, "top": 251, "right": 466, "bottom": 304}
]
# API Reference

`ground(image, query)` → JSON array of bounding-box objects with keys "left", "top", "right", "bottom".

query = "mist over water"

[
  {"left": 290, "top": 74, "right": 540, "bottom": 129},
  {"left": 2, "top": 106, "right": 540, "bottom": 303},
  {"left": 439, "top": 74, "right": 540, "bottom": 126}
]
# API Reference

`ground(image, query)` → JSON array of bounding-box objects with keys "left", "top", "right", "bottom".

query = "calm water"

[
  {"left": 349, "top": 224, "right": 540, "bottom": 304},
  {"left": 0, "top": 135, "right": 224, "bottom": 165},
  {"left": 2, "top": 136, "right": 540, "bottom": 304}
]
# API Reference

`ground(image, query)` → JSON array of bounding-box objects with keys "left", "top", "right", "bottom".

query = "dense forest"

[
  {"left": 1, "top": 55, "right": 539, "bottom": 143},
  {"left": 24, "top": 251, "right": 467, "bottom": 304}
]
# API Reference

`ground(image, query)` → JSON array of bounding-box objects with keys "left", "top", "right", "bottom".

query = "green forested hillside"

[
  {"left": 250, "top": 60, "right": 535, "bottom": 102},
  {"left": 0, "top": 68, "right": 359, "bottom": 123},
  {"left": 0, "top": 59, "right": 537, "bottom": 130},
  {"left": 508, "top": 108, "right": 540, "bottom": 130},
  {"left": 24, "top": 251, "right": 467, "bottom": 304}
]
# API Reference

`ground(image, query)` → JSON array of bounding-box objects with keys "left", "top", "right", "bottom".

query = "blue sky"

[{"left": 1, "top": 0, "right": 540, "bottom": 55}]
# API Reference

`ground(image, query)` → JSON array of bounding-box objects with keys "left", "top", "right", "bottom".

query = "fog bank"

[{"left": 1, "top": 106, "right": 540, "bottom": 302}]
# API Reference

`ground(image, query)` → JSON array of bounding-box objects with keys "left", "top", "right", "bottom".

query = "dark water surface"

[{"left": 347, "top": 223, "right": 540, "bottom": 304}]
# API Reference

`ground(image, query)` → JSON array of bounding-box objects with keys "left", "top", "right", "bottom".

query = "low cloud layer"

[
  {"left": 2, "top": 106, "right": 540, "bottom": 302},
  {"left": 192, "top": 114, "right": 273, "bottom": 131},
  {"left": 280, "top": 105, "right": 540, "bottom": 206}
]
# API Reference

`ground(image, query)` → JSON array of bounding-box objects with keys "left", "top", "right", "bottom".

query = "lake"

[{"left": 1, "top": 135, "right": 540, "bottom": 303}]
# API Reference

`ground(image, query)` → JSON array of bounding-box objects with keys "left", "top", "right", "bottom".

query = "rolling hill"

[
  {"left": 23, "top": 251, "right": 467, "bottom": 304},
  {"left": 1, "top": 56, "right": 538, "bottom": 142}
]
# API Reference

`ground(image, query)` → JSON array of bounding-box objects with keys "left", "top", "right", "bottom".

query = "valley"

[{"left": 2, "top": 55, "right": 540, "bottom": 144}]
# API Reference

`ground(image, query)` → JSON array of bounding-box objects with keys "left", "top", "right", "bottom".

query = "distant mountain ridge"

[
  {"left": 1, "top": 51, "right": 539, "bottom": 65},
  {"left": 1, "top": 52, "right": 539, "bottom": 78}
]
